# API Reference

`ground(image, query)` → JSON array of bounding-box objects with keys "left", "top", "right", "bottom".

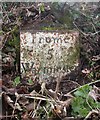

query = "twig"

[
  {"left": 84, "top": 110, "right": 99, "bottom": 120},
  {"left": 20, "top": 94, "right": 57, "bottom": 103},
  {"left": 73, "top": 22, "right": 87, "bottom": 36},
  {"left": 54, "top": 72, "right": 63, "bottom": 99},
  {"left": 86, "top": 95, "right": 93, "bottom": 110},
  {"left": 1, "top": 25, "right": 18, "bottom": 50},
  {"left": 1, "top": 32, "right": 10, "bottom": 50},
  {"left": 11, "top": 93, "right": 20, "bottom": 120},
  {"left": 0, "top": 115, "right": 17, "bottom": 119},
  {"left": 66, "top": 80, "right": 100, "bottom": 95},
  {"left": 91, "top": 18, "right": 99, "bottom": 42},
  {"left": 91, "top": 30, "right": 100, "bottom": 36},
  {"left": 31, "top": 100, "right": 41, "bottom": 118},
  {"left": 43, "top": 106, "right": 48, "bottom": 115},
  {"left": 73, "top": 21, "right": 100, "bottom": 37},
  {"left": 67, "top": 80, "right": 80, "bottom": 87}
]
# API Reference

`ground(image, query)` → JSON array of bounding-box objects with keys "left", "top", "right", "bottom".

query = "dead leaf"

[
  {"left": 18, "top": 97, "right": 29, "bottom": 106},
  {"left": 4, "top": 93, "right": 14, "bottom": 109},
  {"left": 26, "top": 103, "right": 35, "bottom": 112},
  {"left": 60, "top": 98, "right": 73, "bottom": 108},
  {"left": 22, "top": 111, "right": 30, "bottom": 120},
  {"left": 82, "top": 68, "right": 90, "bottom": 74},
  {"left": 52, "top": 105, "right": 62, "bottom": 114},
  {"left": 15, "top": 103, "right": 22, "bottom": 111}
]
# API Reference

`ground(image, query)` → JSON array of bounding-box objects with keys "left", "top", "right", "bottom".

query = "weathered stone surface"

[{"left": 20, "top": 30, "right": 79, "bottom": 79}]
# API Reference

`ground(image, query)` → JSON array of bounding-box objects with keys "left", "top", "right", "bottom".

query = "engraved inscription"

[{"left": 20, "top": 31, "right": 79, "bottom": 78}]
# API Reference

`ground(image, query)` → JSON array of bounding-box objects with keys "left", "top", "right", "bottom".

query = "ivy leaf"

[
  {"left": 0, "top": 30, "right": 3, "bottom": 35},
  {"left": 71, "top": 85, "right": 92, "bottom": 117},
  {"left": 13, "top": 76, "right": 20, "bottom": 86},
  {"left": 88, "top": 97, "right": 100, "bottom": 109},
  {"left": 39, "top": 3, "right": 45, "bottom": 13},
  {"left": 79, "top": 107, "right": 89, "bottom": 117},
  {"left": 74, "top": 85, "right": 92, "bottom": 98},
  {"left": 74, "top": 90, "right": 84, "bottom": 97},
  {"left": 28, "top": 79, "right": 33, "bottom": 85}
]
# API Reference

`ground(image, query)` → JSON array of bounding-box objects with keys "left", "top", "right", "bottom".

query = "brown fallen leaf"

[
  {"left": 26, "top": 103, "right": 35, "bottom": 112},
  {"left": 22, "top": 111, "right": 30, "bottom": 120},
  {"left": 3, "top": 93, "right": 14, "bottom": 109},
  {"left": 82, "top": 68, "right": 90, "bottom": 74},
  {"left": 53, "top": 105, "right": 62, "bottom": 114},
  {"left": 60, "top": 98, "right": 73, "bottom": 108},
  {"left": 18, "top": 97, "right": 29, "bottom": 106}
]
